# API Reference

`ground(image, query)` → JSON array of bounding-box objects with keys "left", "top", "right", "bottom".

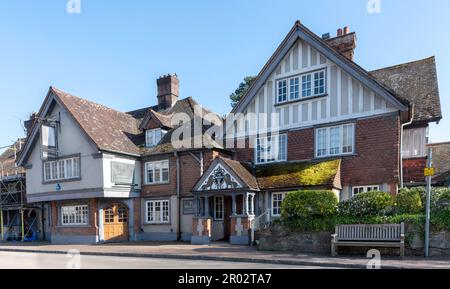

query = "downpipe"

[{"left": 400, "top": 105, "right": 415, "bottom": 189}]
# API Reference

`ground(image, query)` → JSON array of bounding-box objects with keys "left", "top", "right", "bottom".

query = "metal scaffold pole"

[
  {"left": 21, "top": 209, "right": 25, "bottom": 242},
  {"left": 1, "top": 210, "right": 3, "bottom": 241}
]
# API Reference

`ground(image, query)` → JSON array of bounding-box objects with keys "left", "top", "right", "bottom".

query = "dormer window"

[{"left": 146, "top": 128, "right": 166, "bottom": 147}]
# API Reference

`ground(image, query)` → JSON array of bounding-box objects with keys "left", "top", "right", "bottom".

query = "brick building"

[{"left": 17, "top": 21, "right": 442, "bottom": 245}]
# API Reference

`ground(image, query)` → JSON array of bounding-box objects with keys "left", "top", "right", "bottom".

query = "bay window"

[
  {"left": 145, "top": 160, "right": 169, "bottom": 184},
  {"left": 256, "top": 134, "right": 287, "bottom": 164},
  {"left": 44, "top": 156, "right": 80, "bottom": 182},
  {"left": 315, "top": 124, "right": 355, "bottom": 158}
]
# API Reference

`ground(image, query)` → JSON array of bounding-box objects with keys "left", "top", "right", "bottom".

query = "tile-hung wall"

[{"left": 239, "top": 39, "right": 397, "bottom": 136}]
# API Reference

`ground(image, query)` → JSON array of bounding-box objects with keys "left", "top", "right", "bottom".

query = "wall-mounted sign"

[
  {"left": 56, "top": 184, "right": 62, "bottom": 191},
  {"left": 183, "top": 199, "right": 195, "bottom": 215}
]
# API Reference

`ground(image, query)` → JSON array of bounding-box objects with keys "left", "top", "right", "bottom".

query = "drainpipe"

[
  {"left": 400, "top": 105, "right": 415, "bottom": 189},
  {"left": 175, "top": 152, "right": 181, "bottom": 241}
]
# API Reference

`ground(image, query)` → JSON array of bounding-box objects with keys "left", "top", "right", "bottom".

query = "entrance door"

[{"left": 103, "top": 204, "right": 129, "bottom": 242}]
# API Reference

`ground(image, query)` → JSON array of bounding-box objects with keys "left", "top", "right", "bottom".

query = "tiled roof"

[
  {"left": 255, "top": 159, "right": 342, "bottom": 190},
  {"left": 52, "top": 87, "right": 144, "bottom": 156},
  {"left": 219, "top": 157, "right": 259, "bottom": 190},
  {"left": 370, "top": 57, "right": 442, "bottom": 124}
]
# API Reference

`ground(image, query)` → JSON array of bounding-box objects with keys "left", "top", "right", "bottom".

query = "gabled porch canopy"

[{"left": 192, "top": 157, "right": 259, "bottom": 194}]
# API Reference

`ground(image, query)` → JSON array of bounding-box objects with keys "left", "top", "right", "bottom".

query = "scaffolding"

[{"left": 0, "top": 140, "right": 41, "bottom": 242}]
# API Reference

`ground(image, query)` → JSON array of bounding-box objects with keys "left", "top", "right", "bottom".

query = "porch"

[{"left": 191, "top": 191, "right": 258, "bottom": 245}]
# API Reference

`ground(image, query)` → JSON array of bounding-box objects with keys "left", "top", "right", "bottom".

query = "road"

[{"left": 0, "top": 251, "right": 330, "bottom": 269}]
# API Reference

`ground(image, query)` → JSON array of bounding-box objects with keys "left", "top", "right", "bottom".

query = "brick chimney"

[
  {"left": 157, "top": 74, "right": 179, "bottom": 110},
  {"left": 325, "top": 26, "right": 357, "bottom": 61},
  {"left": 24, "top": 112, "right": 38, "bottom": 136}
]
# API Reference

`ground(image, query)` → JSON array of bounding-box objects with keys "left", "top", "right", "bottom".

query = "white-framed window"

[
  {"left": 41, "top": 125, "right": 56, "bottom": 147},
  {"left": 315, "top": 124, "right": 355, "bottom": 158},
  {"left": 272, "top": 192, "right": 287, "bottom": 217},
  {"left": 277, "top": 69, "right": 327, "bottom": 104},
  {"left": 44, "top": 156, "right": 80, "bottom": 182},
  {"left": 61, "top": 205, "right": 88, "bottom": 226},
  {"left": 214, "top": 196, "right": 224, "bottom": 220},
  {"left": 256, "top": 134, "right": 287, "bottom": 164},
  {"left": 277, "top": 79, "right": 288, "bottom": 103},
  {"left": 145, "top": 200, "right": 170, "bottom": 224},
  {"left": 144, "top": 160, "right": 169, "bottom": 185},
  {"left": 352, "top": 185, "right": 380, "bottom": 197},
  {"left": 146, "top": 128, "right": 167, "bottom": 148}
]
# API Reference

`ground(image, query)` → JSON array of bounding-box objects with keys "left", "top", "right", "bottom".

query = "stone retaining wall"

[{"left": 258, "top": 224, "right": 450, "bottom": 257}]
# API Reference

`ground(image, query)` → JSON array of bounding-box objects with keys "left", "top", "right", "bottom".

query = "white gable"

[{"left": 197, "top": 163, "right": 243, "bottom": 191}]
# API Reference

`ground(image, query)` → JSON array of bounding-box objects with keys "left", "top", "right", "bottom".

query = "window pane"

[
  {"left": 329, "top": 127, "right": 341, "bottom": 155},
  {"left": 317, "top": 129, "right": 327, "bottom": 157},
  {"left": 314, "top": 70, "right": 326, "bottom": 95},
  {"left": 290, "top": 77, "right": 299, "bottom": 100},
  {"left": 278, "top": 80, "right": 287, "bottom": 102},
  {"left": 342, "top": 125, "right": 354, "bottom": 154}
]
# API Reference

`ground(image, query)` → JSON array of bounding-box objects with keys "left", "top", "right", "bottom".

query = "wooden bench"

[{"left": 331, "top": 223, "right": 405, "bottom": 258}]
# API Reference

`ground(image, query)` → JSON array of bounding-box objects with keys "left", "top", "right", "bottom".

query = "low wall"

[{"left": 258, "top": 224, "right": 450, "bottom": 257}]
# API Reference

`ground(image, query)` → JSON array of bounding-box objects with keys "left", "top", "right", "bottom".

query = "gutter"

[
  {"left": 400, "top": 105, "right": 415, "bottom": 189},
  {"left": 174, "top": 151, "right": 181, "bottom": 241}
]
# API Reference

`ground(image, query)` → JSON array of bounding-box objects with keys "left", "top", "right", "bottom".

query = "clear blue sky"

[{"left": 0, "top": 0, "right": 449, "bottom": 152}]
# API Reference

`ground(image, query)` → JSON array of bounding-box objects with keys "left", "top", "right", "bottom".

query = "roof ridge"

[
  {"left": 51, "top": 87, "right": 137, "bottom": 121},
  {"left": 370, "top": 56, "right": 436, "bottom": 73}
]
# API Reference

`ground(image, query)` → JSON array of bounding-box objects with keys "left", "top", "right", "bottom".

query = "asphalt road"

[{"left": 0, "top": 251, "right": 329, "bottom": 269}]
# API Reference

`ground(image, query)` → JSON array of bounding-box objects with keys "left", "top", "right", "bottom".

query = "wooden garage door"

[{"left": 104, "top": 204, "right": 129, "bottom": 242}]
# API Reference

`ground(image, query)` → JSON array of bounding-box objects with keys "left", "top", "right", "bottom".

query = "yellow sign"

[{"left": 424, "top": 167, "right": 435, "bottom": 177}]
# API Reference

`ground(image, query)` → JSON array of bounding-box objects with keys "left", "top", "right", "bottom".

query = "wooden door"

[{"left": 103, "top": 204, "right": 129, "bottom": 242}]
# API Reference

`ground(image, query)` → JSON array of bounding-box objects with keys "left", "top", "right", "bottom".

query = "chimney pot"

[
  {"left": 343, "top": 26, "right": 350, "bottom": 35},
  {"left": 157, "top": 74, "right": 179, "bottom": 110}
]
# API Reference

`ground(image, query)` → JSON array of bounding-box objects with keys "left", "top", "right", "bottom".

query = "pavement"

[
  {"left": 0, "top": 242, "right": 449, "bottom": 269},
  {"left": 0, "top": 251, "right": 323, "bottom": 269}
]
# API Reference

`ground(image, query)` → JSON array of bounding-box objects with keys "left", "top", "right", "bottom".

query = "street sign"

[{"left": 424, "top": 167, "right": 435, "bottom": 177}]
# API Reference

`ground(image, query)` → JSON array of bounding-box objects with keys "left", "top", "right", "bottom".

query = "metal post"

[
  {"left": 425, "top": 147, "right": 433, "bottom": 257},
  {"left": 1, "top": 210, "right": 3, "bottom": 241},
  {"left": 21, "top": 209, "right": 25, "bottom": 242}
]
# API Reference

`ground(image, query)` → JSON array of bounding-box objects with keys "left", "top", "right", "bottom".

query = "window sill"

[
  {"left": 144, "top": 222, "right": 171, "bottom": 226},
  {"left": 275, "top": 94, "right": 328, "bottom": 107},
  {"left": 42, "top": 177, "right": 82, "bottom": 185},
  {"left": 57, "top": 225, "right": 90, "bottom": 228},
  {"left": 143, "top": 182, "right": 171, "bottom": 186},
  {"left": 314, "top": 153, "right": 357, "bottom": 160}
]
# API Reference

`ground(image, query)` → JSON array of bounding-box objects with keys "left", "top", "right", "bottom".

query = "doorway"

[{"left": 103, "top": 204, "right": 129, "bottom": 242}]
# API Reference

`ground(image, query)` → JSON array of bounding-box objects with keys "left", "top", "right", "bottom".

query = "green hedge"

[
  {"left": 396, "top": 189, "right": 423, "bottom": 214},
  {"left": 281, "top": 190, "right": 338, "bottom": 220},
  {"left": 279, "top": 214, "right": 425, "bottom": 232},
  {"left": 338, "top": 191, "right": 394, "bottom": 217}
]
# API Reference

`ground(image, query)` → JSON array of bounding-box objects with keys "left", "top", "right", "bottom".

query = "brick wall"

[
  {"left": 51, "top": 199, "right": 98, "bottom": 236},
  {"left": 234, "top": 114, "right": 401, "bottom": 188},
  {"left": 340, "top": 115, "right": 400, "bottom": 186},
  {"left": 403, "top": 157, "right": 427, "bottom": 185},
  {"left": 141, "top": 149, "right": 230, "bottom": 198}
]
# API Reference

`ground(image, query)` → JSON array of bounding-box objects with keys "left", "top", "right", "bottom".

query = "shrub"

[
  {"left": 281, "top": 190, "right": 338, "bottom": 220},
  {"left": 337, "top": 191, "right": 394, "bottom": 217},
  {"left": 396, "top": 189, "right": 423, "bottom": 214}
]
